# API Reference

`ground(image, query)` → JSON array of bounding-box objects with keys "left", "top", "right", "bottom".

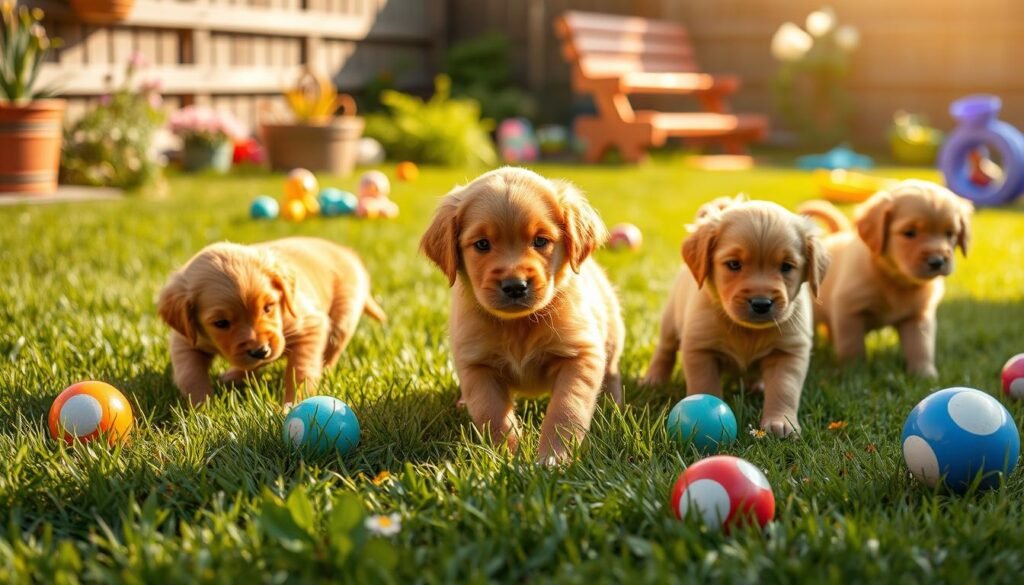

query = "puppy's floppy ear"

[
  {"left": 854, "top": 191, "right": 894, "bottom": 255},
  {"left": 554, "top": 180, "right": 607, "bottom": 273},
  {"left": 420, "top": 188, "right": 463, "bottom": 287},
  {"left": 682, "top": 217, "right": 719, "bottom": 288},
  {"left": 955, "top": 197, "right": 974, "bottom": 256},
  {"left": 261, "top": 251, "right": 297, "bottom": 318},
  {"left": 157, "top": 271, "right": 197, "bottom": 344},
  {"left": 802, "top": 223, "right": 830, "bottom": 298}
]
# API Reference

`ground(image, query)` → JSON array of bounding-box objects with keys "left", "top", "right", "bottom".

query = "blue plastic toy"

[
  {"left": 250, "top": 195, "right": 279, "bottom": 220},
  {"left": 283, "top": 396, "right": 360, "bottom": 456},
  {"left": 796, "top": 145, "right": 874, "bottom": 170},
  {"left": 938, "top": 95, "right": 1024, "bottom": 206},
  {"left": 902, "top": 387, "right": 1020, "bottom": 492},
  {"left": 318, "top": 188, "right": 358, "bottom": 217},
  {"left": 666, "top": 394, "right": 738, "bottom": 453}
]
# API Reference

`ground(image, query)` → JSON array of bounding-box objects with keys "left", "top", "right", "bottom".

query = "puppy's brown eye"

[
  {"left": 213, "top": 319, "right": 230, "bottom": 330},
  {"left": 264, "top": 303, "right": 275, "bottom": 314},
  {"left": 474, "top": 239, "right": 491, "bottom": 252},
  {"left": 533, "top": 236, "right": 549, "bottom": 248},
  {"left": 725, "top": 260, "right": 742, "bottom": 272},
  {"left": 780, "top": 262, "right": 795, "bottom": 274},
  {"left": 946, "top": 230, "right": 955, "bottom": 239},
  {"left": 903, "top": 229, "right": 917, "bottom": 239}
]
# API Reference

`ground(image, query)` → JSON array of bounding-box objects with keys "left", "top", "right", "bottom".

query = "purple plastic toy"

[{"left": 938, "top": 95, "right": 1024, "bottom": 206}]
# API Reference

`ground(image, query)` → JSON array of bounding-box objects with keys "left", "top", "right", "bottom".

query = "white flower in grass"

[
  {"left": 866, "top": 538, "right": 880, "bottom": 555},
  {"left": 806, "top": 7, "right": 837, "bottom": 37},
  {"left": 835, "top": 25, "right": 860, "bottom": 52},
  {"left": 365, "top": 513, "right": 402, "bottom": 537},
  {"left": 771, "top": 22, "right": 813, "bottom": 62}
]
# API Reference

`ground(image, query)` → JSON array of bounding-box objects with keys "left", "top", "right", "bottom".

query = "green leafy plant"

[
  {"left": 61, "top": 54, "right": 166, "bottom": 190},
  {"left": 364, "top": 75, "right": 497, "bottom": 167},
  {"left": 445, "top": 33, "right": 535, "bottom": 122},
  {"left": 0, "top": 1, "right": 61, "bottom": 102}
]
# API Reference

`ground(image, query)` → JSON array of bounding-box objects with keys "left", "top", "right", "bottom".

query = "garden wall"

[
  {"left": 450, "top": 0, "right": 1024, "bottom": 146},
  {"left": 24, "top": 0, "right": 444, "bottom": 132}
]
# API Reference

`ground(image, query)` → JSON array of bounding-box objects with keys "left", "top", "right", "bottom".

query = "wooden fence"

[
  {"left": 25, "top": 0, "right": 443, "bottom": 130},
  {"left": 450, "top": 0, "right": 1024, "bottom": 145}
]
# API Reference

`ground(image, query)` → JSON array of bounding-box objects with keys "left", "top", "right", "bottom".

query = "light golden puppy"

[
  {"left": 420, "top": 167, "right": 624, "bottom": 463},
  {"left": 799, "top": 179, "right": 972, "bottom": 378},
  {"left": 643, "top": 201, "right": 829, "bottom": 437},
  {"left": 158, "top": 237, "right": 385, "bottom": 406}
]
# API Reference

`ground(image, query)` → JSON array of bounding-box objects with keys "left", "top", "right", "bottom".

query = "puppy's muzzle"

[
  {"left": 925, "top": 255, "right": 946, "bottom": 272},
  {"left": 500, "top": 278, "right": 530, "bottom": 300},
  {"left": 247, "top": 345, "right": 272, "bottom": 360},
  {"left": 748, "top": 297, "right": 774, "bottom": 315}
]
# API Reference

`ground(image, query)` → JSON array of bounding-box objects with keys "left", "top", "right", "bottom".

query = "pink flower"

[
  {"left": 128, "top": 51, "right": 148, "bottom": 70},
  {"left": 99, "top": 94, "right": 112, "bottom": 106}
]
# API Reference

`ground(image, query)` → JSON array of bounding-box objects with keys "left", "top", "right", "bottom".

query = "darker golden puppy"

[
  {"left": 158, "top": 237, "right": 385, "bottom": 405},
  {"left": 420, "top": 167, "right": 624, "bottom": 463},
  {"left": 799, "top": 179, "right": 973, "bottom": 377},
  {"left": 644, "top": 201, "right": 828, "bottom": 437}
]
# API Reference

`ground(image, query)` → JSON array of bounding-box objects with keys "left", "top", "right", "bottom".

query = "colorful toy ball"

[
  {"left": 608, "top": 223, "right": 643, "bottom": 251},
  {"left": 317, "top": 188, "right": 358, "bottom": 217},
  {"left": 283, "top": 396, "right": 360, "bottom": 456},
  {"left": 667, "top": 394, "right": 737, "bottom": 453},
  {"left": 284, "top": 168, "right": 318, "bottom": 201},
  {"left": 395, "top": 161, "right": 419, "bottom": 182},
  {"left": 48, "top": 381, "right": 134, "bottom": 445},
  {"left": 359, "top": 170, "right": 391, "bottom": 200},
  {"left": 281, "top": 198, "right": 307, "bottom": 222},
  {"left": 1002, "top": 354, "right": 1024, "bottom": 399},
  {"left": 670, "top": 455, "right": 774, "bottom": 532},
  {"left": 250, "top": 195, "right": 279, "bottom": 220},
  {"left": 902, "top": 387, "right": 1020, "bottom": 492}
]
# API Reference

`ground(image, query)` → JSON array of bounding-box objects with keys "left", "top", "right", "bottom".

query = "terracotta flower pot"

[
  {"left": 0, "top": 100, "right": 66, "bottom": 194},
  {"left": 68, "top": 0, "right": 136, "bottom": 23},
  {"left": 262, "top": 116, "right": 365, "bottom": 177}
]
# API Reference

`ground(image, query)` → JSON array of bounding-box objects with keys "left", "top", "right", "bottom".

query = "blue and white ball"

[
  {"left": 317, "top": 188, "right": 358, "bottom": 217},
  {"left": 667, "top": 394, "right": 738, "bottom": 453},
  {"left": 902, "top": 387, "right": 1020, "bottom": 492},
  {"left": 283, "top": 396, "right": 360, "bottom": 456},
  {"left": 250, "top": 195, "right": 279, "bottom": 219}
]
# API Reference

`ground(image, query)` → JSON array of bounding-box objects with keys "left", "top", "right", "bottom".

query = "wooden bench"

[{"left": 554, "top": 10, "right": 768, "bottom": 163}]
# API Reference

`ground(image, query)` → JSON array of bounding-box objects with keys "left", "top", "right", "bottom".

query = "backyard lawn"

[{"left": 2, "top": 160, "right": 1024, "bottom": 583}]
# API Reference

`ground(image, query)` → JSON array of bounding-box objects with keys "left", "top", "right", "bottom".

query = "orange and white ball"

[
  {"left": 48, "top": 381, "right": 134, "bottom": 445},
  {"left": 608, "top": 223, "right": 643, "bottom": 251},
  {"left": 396, "top": 161, "right": 419, "bottom": 182},
  {"left": 284, "top": 168, "right": 319, "bottom": 201}
]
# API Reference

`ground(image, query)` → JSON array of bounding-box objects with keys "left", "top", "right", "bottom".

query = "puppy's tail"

[
  {"left": 363, "top": 297, "right": 387, "bottom": 324},
  {"left": 797, "top": 200, "right": 852, "bottom": 234}
]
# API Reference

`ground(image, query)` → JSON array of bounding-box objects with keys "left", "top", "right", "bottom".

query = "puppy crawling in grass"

[
  {"left": 643, "top": 199, "right": 829, "bottom": 437},
  {"left": 420, "top": 167, "right": 624, "bottom": 464},
  {"left": 158, "top": 237, "right": 385, "bottom": 406}
]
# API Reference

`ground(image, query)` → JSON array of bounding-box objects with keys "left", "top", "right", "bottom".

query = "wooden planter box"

[
  {"left": 0, "top": 100, "right": 66, "bottom": 194},
  {"left": 262, "top": 117, "right": 364, "bottom": 177}
]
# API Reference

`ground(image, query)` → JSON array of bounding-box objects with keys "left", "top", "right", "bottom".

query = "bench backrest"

[{"left": 555, "top": 10, "right": 700, "bottom": 84}]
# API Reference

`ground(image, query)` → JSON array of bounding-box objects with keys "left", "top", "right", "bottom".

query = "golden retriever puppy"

[
  {"left": 643, "top": 201, "right": 828, "bottom": 437},
  {"left": 420, "top": 167, "right": 624, "bottom": 463},
  {"left": 158, "top": 237, "right": 385, "bottom": 406},
  {"left": 799, "top": 180, "right": 972, "bottom": 378}
]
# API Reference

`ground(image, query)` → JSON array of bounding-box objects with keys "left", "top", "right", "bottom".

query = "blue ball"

[
  {"left": 667, "top": 394, "right": 737, "bottom": 453},
  {"left": 250, "top": 195, "right": 279, "bottom": 219},
  {"left": 902, "top": 387, "right": 1020, "bottom": 492},
  {"left": 317, "top": 188, "right": 358, "bottom": 217},
  {"left": 283, "top": 396, "right": 360, "bottom": 456}
]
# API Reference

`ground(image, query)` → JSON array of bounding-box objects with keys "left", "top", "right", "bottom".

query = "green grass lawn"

[{"left": 2, "top": 159, "right": 1024, "bottom": 583}]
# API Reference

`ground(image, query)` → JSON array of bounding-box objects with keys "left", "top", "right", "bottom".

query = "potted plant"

[
  {"left": 68, "top": 0, "right": 135, "bottom": 24},
  {"left": 261, "top": 68, "right": 364, "bottom": 176},
  {"left": 169, "top": 106, "right": 244, "bottom": 173},
  {"left": 0, "top": 2, "right": 64, "bottom": 194}
]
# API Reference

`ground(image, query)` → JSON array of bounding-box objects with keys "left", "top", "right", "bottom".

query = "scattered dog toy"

[
  {"left": 318, "top": 188, "right": 358, "bottom": 217},
  {"left": 1002, "top": 354, "right": 1024, "bottom": 399},
  {"left": 357, "top": 170, "right": 398, "bottom": 218},
  {"left": 670, "top": 455, "right": 774, "bottom": 532},
  {"left": 48, "top": 381, "right": 134, "bottom": 445},
  {"left": 889, "top": 111, "right": 943, "bottom": 165},
  {"left": 396, "top": 161, "right": 419, "bottom": 182},
  {"left": 283, "top": 396, "right": 360, "bottom": 456},
  {"left": 814, "top": 169, "right": 897, "bottom": 204},
  {"left": 939, "top": 95, "right": 1024, "bottom": 206},
  {"left": 281, "top": 198, "right": 308, "bottom": 222},
  {"left": 497, "top": 118, "right": 539, "bottom": 163},
  {"left": 608, "top": 223, "right": 643, "bottom": 251},
  {"left": 797, "top": 145, "right": 874, "bottom": 170},
  {"left": 902, "top": 387, "right": 1020, "bottom": 492},
  {"left": 250, "top": 195, "right": 279, "bottom": 220},
  {"left": 285, "top": 168, "right": 321, "bottom": 216},
  {"left": 666, "top": 394, "right": 737, "bottom": 453}
]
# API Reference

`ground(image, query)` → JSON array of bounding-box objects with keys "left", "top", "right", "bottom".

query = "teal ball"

[
  {"left": 667, "top": 394, "right": 738, "bottom": 453},
  {"left": 283, "top": 396, "right": 360, "bottom": 456},
  {"left": 250, "top": 195, "right": 279, "bottom": 219},
  {"left": 318, "top": 188, "right": 358, "bottom": 217}
]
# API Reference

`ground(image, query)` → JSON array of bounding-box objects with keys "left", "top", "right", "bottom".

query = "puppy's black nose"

[
  {"left": 501, "top": 279, "right": 529, "bottom": 299},
  {"left": 248, "top": 345, "right": 271, "bottom": 359},
  {"left": 927, "top": 256, "right": 946, "bottom": 271},
  {"left": 749, "top": 297, "right": 774, "bottom": 315}
]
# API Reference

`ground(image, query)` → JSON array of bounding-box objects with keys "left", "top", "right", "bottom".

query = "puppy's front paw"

[
  {"left": 909, "top": 363, "right": 939, "bottom": 379},
  {"left": 219, "top": 369, "right": 248, "bottom": 386},
  {"left": 761, "top": 415, "right": 801, "bottom": 438},
  {"left": 640, "top": 369, "right": 670, "bottom": 387}
]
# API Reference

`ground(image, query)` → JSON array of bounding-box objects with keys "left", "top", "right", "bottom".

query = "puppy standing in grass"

[
  {"left": 158, "top": 237, "right": 385, "bottom": 406},
  {"left": 643, "top": 200, "right": 829, "bottom": 437},
  {"left": 799, "top": 179, "right": 973, "bottom": 378},
  {"left": 421, "top": 167, "right": 624, "bottom": 463}
]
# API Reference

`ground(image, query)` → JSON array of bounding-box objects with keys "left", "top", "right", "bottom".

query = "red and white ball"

[
  {"left": 1002, "top": 353, "right": 1024, "bottom": 399},
  {"left": 608, "top": 223, "right": 642, "bottom": 251},
  {"left": 670, "top": 455, "right": 775, "bottom": 532}
]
